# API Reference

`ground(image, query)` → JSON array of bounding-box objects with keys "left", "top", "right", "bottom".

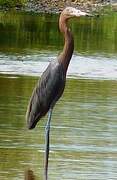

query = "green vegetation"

[
  {"left": 0, "top": 0, "right": 26, "bottom": 8},
  {"left": 0, "top": 11, "right": 116, "bottom": 56}
]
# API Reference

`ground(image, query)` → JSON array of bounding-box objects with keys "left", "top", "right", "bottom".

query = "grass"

[{"left": 0, "top": 0, "right": 26, "bottom": 8}]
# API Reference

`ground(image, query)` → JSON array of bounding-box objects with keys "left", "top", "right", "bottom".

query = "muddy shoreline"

[
  {"left": 24, "top": 0, "right": 112, "bottom": 14},
  {"left": 0, "top": 0, "right": 117, "bottom": 14}
]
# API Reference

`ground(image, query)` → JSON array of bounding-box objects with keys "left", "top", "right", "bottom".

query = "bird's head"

[{"left": 62, "top": 7, "right": 88, "bottom": 19}]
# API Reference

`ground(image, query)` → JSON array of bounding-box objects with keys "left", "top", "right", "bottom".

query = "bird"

[{"left": 26, "top": 7, "right": 89, "bottom": 180}]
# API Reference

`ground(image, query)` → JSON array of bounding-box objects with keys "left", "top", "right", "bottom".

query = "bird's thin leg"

[{"left": 44, "top": 108, "right": 53, "bottom": 180}]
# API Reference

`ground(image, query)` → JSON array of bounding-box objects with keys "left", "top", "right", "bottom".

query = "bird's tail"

[{"left": 26, "top": 106, "right": 41, "bottom": 129}]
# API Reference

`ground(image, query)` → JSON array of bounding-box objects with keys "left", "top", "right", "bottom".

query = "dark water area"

[
  {"left": 0, "top": 11, "right": 117, "bottom": 56},
  {"left": 0, "top": 11, "right": 117, "bottom": 179}
]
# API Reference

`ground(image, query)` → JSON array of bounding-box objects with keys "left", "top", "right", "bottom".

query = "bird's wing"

[{"left": 26, "top": 61, "right": 65, "bottom": 129}]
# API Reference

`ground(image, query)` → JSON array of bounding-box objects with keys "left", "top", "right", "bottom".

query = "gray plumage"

[{"left": 26, "top": 60, "right": 66, "bottom": 129}]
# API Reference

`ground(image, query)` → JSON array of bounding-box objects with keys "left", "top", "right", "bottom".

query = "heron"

[{"left": 26, "top": 7, "right": 89, "bottom": 180}]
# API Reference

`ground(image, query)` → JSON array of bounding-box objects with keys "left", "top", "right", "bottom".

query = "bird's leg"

[{"left": 44, "top": 108, "right": 53, "bottom": 180}]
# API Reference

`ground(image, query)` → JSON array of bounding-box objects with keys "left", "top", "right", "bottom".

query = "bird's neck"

[{"left": 58, "top": 15, "right": 74, "bottom": 73}]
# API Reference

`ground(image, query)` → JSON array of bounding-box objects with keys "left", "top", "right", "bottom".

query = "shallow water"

[
  {"left": 0, "top": 75, "right": 117, "bottom": 180},
  {"left": 0, "top": 11, "right": 117, "bottom": 180}
]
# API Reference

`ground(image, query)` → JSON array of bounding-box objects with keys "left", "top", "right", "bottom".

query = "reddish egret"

[{"left": 26, "top": 7, "right": 88, "bottom": 180}]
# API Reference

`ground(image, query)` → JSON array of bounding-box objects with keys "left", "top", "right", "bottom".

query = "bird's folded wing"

[{"left": 26, "top": 61, "right": 65, "bottom": 129}]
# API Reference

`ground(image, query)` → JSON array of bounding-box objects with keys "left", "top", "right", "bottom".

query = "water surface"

[
  {"left": 0, "top": 11, "right": 117, "bottom": 79},
  {"left": 0, "top": 75, "right": 117, "bottom": 180},
  {"left": 0, "top": 11, "right": 117, "bottom": 180}
]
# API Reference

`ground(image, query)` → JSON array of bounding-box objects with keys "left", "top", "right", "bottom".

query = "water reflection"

[
  {"left": 0, "top": 75, "right": 117, "bottom": 179},
  {"left": 25, "top": 169, "right": 35, "bottom": 180},
  {"left": 0, "top": 11, "right": 117, "bottom": 81},
  {"left": 0, "top": 11, "right": 117, "bottom": 55}
]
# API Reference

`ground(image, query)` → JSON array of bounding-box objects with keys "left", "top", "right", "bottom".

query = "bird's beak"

[
  {"left": 74, "top": 10, "right": 94, "bottom": 17},
  {"left": 86, "top": 13, "right": 94, "bottom": 17},
  {"left": 78, "top": 11, "right": 87, "bottom": 16}
]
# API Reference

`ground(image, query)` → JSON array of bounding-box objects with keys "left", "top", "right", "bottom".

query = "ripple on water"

[
  {"left": 0, "top": 53, "right": 117, "bottom": 80},
  {"left": 0, "top": 55, "right": 117, "bottom": 180}
]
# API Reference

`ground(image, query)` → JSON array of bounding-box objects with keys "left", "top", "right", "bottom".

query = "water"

[
  {"left": 0, "top": 11, "right": 117, "bottom": 180},
  {"left": 0, "top": 53, "right": 117, "bottom": 79}
]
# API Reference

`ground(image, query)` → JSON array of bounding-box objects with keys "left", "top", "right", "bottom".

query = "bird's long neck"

[{"left": 58, "top": 14, "right": 74, "bottom": 73}]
